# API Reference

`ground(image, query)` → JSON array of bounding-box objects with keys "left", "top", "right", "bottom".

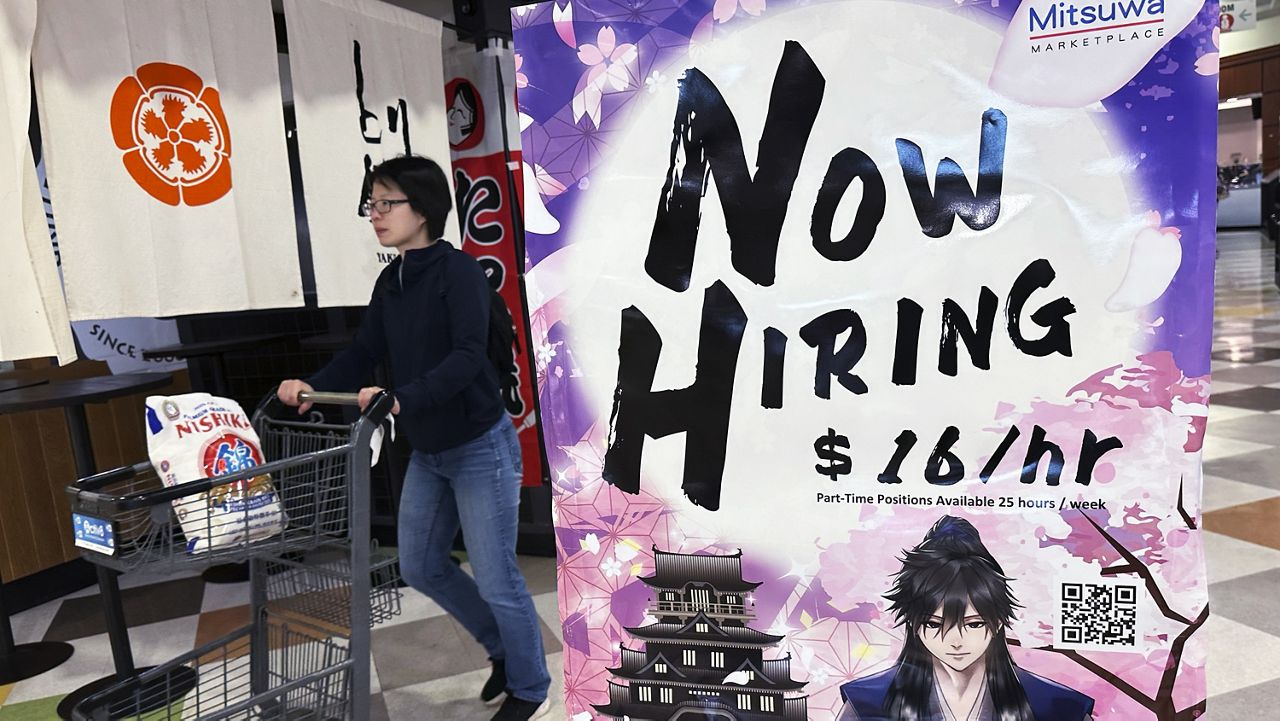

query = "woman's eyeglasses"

[{"left": 359, "top": 198, "right": 410, "bottom": 217}]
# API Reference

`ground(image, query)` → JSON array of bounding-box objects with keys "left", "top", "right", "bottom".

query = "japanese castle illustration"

[{"left": 595, "top": 548, "right": 809, "bottom": 720}]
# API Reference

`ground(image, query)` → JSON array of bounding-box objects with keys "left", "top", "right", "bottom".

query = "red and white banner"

[{"left": 443, "top": 38, "right": 544, "bottom": 487}]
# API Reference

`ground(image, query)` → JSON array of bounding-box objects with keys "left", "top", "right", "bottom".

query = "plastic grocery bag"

[{"left": 145, "top": 393, "right": 286, "bottom": 553}]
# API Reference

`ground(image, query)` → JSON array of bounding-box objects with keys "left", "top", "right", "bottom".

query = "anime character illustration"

[
  {"left": 446, "top": 80, "right": 480, "bottom": 148},
  {"left": 838, "top": 516, "right": 1094, "bottom": 721}
]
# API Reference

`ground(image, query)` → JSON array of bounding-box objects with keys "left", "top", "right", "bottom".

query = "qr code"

[{"left": 1054, "top": 578, "right": 1142, "bottom": 651}]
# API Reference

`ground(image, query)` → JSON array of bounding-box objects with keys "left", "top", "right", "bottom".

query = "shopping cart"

[{"left": 67, "top": 390, "right": 399, "bottom": 720}]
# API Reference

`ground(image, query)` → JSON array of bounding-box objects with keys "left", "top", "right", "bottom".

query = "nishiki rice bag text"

[{"left": 145, "top": 393, "right": 286, "bottom": 553}]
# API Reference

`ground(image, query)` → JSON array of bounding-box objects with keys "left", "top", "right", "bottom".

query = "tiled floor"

[
  {"left": 1197, "top": 228, "right": 1280, "bottom": 718},
  {"left": 0, "top": 555, "right": 565, "bottom": 721},
  {"left": 3, "top": 229, "right": 1279, "bottom": 720}
]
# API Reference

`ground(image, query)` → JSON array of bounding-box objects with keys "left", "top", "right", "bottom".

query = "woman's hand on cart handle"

[
  {"left": 359, "top": 386, "right": 400, "bottom": 415},
  {"left": 278, "top": 379, "right": 315, "bottom": 415}
]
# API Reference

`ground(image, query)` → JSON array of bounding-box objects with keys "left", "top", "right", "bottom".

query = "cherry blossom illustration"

[
  {"left": 1194, "top": 27, "right": 1219, "bottom": 76},
  {"left": 514, "top": 53, "right": 529, "bottom": 89},
  {"left": 521, "top": 162, "right": 563, "bottom": 235},
  {"left": 573, "top": 26, "right": 639, "bottom": 127},
  {"left": 509, "top": 0, "right": 553, "bottom": 33},
  {"left": 554, "top": 1, "right": 576, "bottom": 48},
  {"left": 1106, "top": 211, "right": 1185, "bottom": 312},
  {"left": 644, "top": 69, "right": 669, "bottom": 94},
  {"left": 714, "top": 0, "right": 766, "bottom": 23}
]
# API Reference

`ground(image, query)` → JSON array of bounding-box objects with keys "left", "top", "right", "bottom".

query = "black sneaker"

[
  {"left": 481, "top": 658, "right": 507, "bottom": 706},
  {"left": 490, "top": 696, "right": 550, "bottom": 721}
]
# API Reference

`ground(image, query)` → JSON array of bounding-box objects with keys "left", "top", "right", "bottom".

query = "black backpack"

[{"left": 487, "top": 289, "right": 525, "bottom": 417}]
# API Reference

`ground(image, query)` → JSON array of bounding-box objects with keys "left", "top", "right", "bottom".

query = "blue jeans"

[{"left": 397, "top": 419, "right": 550, "bottom": 703}]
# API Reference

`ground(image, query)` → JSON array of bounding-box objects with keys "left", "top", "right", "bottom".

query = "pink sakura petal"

[
  {"left": 582, "top": 82, "right": 602, "bottom": 127},
  {"left": 604, "top": 63, "right": 630, "bottom": 92},
  {"left": 740, "top": 0, "right": 766, "bottom": 16},
  {"left": 585, "top": 64, "right": 608, "bottom": 87},
  {"left": 577, "top": 43, "right": 605, "bottom": 66},
  {"left": 1211, "top": 26, "right": 1220, "bottom": 50},
  {"left": 713, "top": 0, "right": 738, "bottom": 23},
  {"left": 596, "top": 26, "right": 616, "bottom": 58},
  {"left": 692, "top": 12, "right": 715, "bottom": 44},
  {"left": 553, "top": 2, "right": 576, "bottom": 48},
  {"left": 1142, "top": 210, "right": 1162, "bottom": 227},
  {"left": 1195, "top": 52, "right": 1218, "bottom": 77},
  {"left": 516, "top": 73, "right": 529, "bottom": 89},
  {"left": 1159, "top": 226, "right": 1183, "bottom": 240},
  {"left": 610, "top": 43, "right": 638, "bottom": 66},
  {"left": 572, "top": 69, "right": 603, "bottom": 126},
  {"left": 572, "top": 73, "right": 590, "bottom": 121},
  {"left": 535, "top": 164, "right": 568, "bottom": 197},
  {"left": 514, "top": 54, "right": 523, "bottom": 71}
]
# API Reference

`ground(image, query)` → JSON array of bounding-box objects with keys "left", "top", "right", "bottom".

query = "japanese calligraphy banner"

[
  {"left": 443, "top": 37, "right": 546, "bottom": 487},
  {"left": 32, "top": 0, "right": 303, "bottom": 320},
  {"left": 0, "top": 0, "right": 75, "bottom": 363},
  {"left": 513, "top": 1, "right": 1218, "bottom": 719},
  {"left": 284, "top": 0, "right": 457, "bottom": 308}
]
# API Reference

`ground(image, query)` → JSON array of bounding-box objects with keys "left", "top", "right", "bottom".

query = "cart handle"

[
  {"left": 298, "top": 390, "right": 360, "bottom": 406},
  {"left": 255, "top": 386, "right": 393, "bottom": 427}
]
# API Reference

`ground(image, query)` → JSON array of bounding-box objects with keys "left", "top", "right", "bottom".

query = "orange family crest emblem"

[{"left": 110, "top": 63, "right": 232, "bottom": 206}]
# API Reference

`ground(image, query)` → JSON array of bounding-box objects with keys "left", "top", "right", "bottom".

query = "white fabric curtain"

[
  {"left": 32, "top": 0, "right": 303, "bottom": 320},
  {"left": 0, "top": 0, "right": 75, "bottom": 363},
  {"left": 284, "top": 0, "right": 455, "bottom": 308}
]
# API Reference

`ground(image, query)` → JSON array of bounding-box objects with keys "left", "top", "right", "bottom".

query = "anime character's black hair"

[
  {"left": 367, "top": 155, "right": 452, "bottom": 240},
  {"left": 882, "top": 516, "right": 1034, "bottom": 721},
  {"left": 451, "top": 83, "right": 479, "bottom": 136}
]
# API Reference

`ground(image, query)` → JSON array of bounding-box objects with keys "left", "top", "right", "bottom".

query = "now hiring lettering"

[{"left": 599, "top": 41, "right": 1120, "bottom": 511}]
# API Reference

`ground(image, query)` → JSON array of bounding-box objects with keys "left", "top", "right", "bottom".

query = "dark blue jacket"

[
  {"left": 840, "top": 667, "right": 1094, "bottom": 721},
  {"left": 308, "top": 241, "right": 503, "bottom": 453}
]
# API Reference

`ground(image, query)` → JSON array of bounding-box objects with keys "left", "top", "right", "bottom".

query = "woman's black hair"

[
  {"left": 368, "top": 155, "right": 452, "bottom": 240},
  {"left": 882, "top": 516, "right": 1034, "bottom": 721}
]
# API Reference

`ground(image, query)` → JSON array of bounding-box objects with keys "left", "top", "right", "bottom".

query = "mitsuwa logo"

[{"left": 1027, "top": 0, "right": 1166, "bottom": 51}]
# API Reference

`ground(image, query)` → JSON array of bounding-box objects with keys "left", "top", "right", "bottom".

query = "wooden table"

[{"left": 0, "top": 377, "right": 49, "bottom": 394}]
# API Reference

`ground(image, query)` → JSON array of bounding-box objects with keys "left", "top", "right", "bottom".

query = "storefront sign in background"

[
  {"left": 514, "top": 0, "right": 1217, "bottom": 718},
  {"left": 1219, "top": 0, "right": 1257, "bottom": 31}
]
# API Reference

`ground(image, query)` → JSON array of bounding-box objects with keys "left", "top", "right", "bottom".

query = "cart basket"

[
  {"left": 72, "top": 612, "right": 352, "bottom": 721},
  {"left": 65, "top": 391, "right": 393, "bottom": 574}
]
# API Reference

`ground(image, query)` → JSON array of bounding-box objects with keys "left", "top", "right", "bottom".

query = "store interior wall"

[{"left": 1221, "top": 105, "right": 1265, "bottom": 165}]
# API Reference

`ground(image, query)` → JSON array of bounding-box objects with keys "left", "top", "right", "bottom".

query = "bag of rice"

[{"left": 145, "top": 393, "right": 286, "bottom": 553}]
